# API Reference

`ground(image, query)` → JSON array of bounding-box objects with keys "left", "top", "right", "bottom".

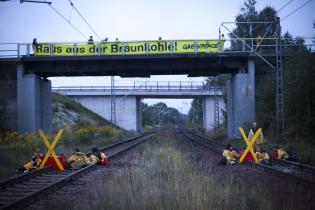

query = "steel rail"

[
  {"left": 184, "top": 128, "right": 315, "bottom": 175},
  {"left": 180, "top": 128, "right": 315, "bottom": 187},
  {"left": 0, "top": 131, "right": 156, "bottom": 210},
  {"left": 0, "top": 132, "right": 154, "bottom": 191},
  {"left": 0, "top": 167, "right": 52, "bottom": 190}
]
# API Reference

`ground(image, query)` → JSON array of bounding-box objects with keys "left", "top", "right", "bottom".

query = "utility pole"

[
  {"left": 214, "top": 76, "right": 220, "bottom": 132},
  {"left": 275, "top": 16, "right": 284, "bottom": 141},
  {"left": 110, "top": 76, "right": 116, "bottom": 124}
]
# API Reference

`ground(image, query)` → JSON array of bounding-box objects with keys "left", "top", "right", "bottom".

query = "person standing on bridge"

[
  {"left": 248, "top": 122, "right": 264, "bottom": 152},
  {"left": 32, "top": 38, "right": 38, "bottom": 54},
  {"left": 219, "top": 34, "right": 226, "bottom": 51},
  {"left": 88, "top": 36, "right": 94, "bottom": 44},
  {"left": 255, "top": 35, "right": 262, "bottom": 52}
]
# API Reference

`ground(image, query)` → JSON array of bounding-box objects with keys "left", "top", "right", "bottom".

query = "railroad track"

[
  {"left": 179, "top": 128, "right": 315, "bottom": 188},
  {"left": 0, "top": 131, "right": 156, "bottom": 210}
]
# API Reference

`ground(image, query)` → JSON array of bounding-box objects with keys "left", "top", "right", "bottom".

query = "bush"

[
  {"left": 0, "top": 131, "right": 41, "bottom": 148},
  {"left": 98, "top": 126, "right": 117, "bottom": 137},
  {"left": 75, "top": 126, "right": 118, "bottom": 144}
]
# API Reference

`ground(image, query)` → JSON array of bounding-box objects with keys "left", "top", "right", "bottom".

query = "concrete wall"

[
  {"left": 0, "top": 64, "right": 17, "bottom": 130},
  {"left": 70, "top": 94, "right": 224, "bottom": 132},
  {"left": 227, "top": 59, "right": 255, "bottom": 138},
  {"left": 70, "top": 95, "right": 140, "bottom": 131},
  {"left": 17, "top": 64, "right": 52, "bottom": 133},
  {"left": 202, "top": 96, "right": 225, "bottom": 131},
  {"left": 136, "top": 97, "right": 142, "bottom": 132}
]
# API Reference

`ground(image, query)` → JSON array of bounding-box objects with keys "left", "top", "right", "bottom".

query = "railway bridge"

[
  {"left": 52, "top": 82, "right": 225, "bottom": 131},
  {"left": 0, "top": 39, "right": 268, "bottom": 138}
]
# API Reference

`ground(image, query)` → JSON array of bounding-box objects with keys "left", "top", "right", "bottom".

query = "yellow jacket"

[
  {"left": 248, "top": 128, "right": 263, "bottom": 144},
  {"left": 68, "top": 152, "right": 90, "bottom": 168},
  {"left": 24, "top": 161, "right": 35, "bottom": 170},
  {"left": 89, "top": 152, "right": 107, "bottom": 164},
  {"left": 277, "top": 149, "right": 288, "bottom": 159},
  {"left": 24, "top": 154, "right": 43, "bottom": 170},
  {"left": 223, "top": 150, "right": 239, "bottom": 161},
  {"left": 256, "top": 151, "right": 269, "bottom": 161}
]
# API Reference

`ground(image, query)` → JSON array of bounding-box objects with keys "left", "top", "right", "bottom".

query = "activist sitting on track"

[
  {"left": 222, "top": 144, "right": 240, "bottom": 166},
  {"left": 67, "top": 148, "right": 90, "bottom": 169},
  {"left": 255, "top": 147, "right": 270, "bottom": 165},
  {"left": 89, "top": 147, "right": 109, "bottom": 167},
  {"left": 16, "top": 148, "right": 44, "bottom": 173},
  {"left": 272, "top": 146, "right": 289, "bottom": 160}
]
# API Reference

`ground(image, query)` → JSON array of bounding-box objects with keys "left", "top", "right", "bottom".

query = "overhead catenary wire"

[
  {"left": 68, "top": 3, "right": 74, "bottom": 21},
  {"left": 281, "top": 0, "right": 313, "bottom": 21},
  {"left": 49, "top": 4, "right": 88, "bottom": 40},
  {"left": 66, "top": 0, "right": 101, "bottom": 41},
  {"left": 277, "top": 0, "right": 295, "bottom": 12},
  {"left": 251, "top": 0, "right": 295, "bottom": 35}
]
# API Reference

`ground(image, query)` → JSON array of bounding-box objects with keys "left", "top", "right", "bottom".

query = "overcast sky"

[{"left": 1, "top": 0, "right": 314, "bottom": 114}]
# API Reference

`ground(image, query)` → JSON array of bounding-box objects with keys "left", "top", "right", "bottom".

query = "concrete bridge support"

[
  {"left": 17, "top": 64, "right": 52, "bottom": 133},
  {"left": 202, "top": 97, "right": 225, "bottom": 131},
  {"left": 227, "top": 60, "right": 255, "bottom": 139},
  {"left": 70, "top": 95, "right": 141, "bottom": 132},
  {"left": 0, "top": 65, "right": 17, "bottom": 130}
]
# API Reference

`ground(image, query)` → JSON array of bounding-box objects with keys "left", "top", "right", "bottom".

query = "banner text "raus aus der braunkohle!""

[{"left": 34, "top": 40, "right": 224, "bottom": 56}]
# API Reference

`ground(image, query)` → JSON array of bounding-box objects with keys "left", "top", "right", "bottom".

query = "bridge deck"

[
  {"left": 53, "top": 85, "right": 224, "bottom": 98},
  {"left": 0, "top": 51, "right": 277, "bottom": 77}
]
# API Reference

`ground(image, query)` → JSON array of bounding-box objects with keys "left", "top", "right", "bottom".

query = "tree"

[
  {"left": 142, "top": 102, "right": 187, "bottom": 127},
  {"left": 229, "top": 1, "right": 277, "bottom": 52},
  {"left": 188, "top": 99, "right": 203, "bottom": 126},
  {"left": 283, "top": 45, "right": 315, "bottom": 142}
]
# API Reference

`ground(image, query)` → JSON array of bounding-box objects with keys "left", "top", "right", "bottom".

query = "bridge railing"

[
  {"left": 1, "top": 38, "right": 313, "bottom": 58},
  {"left": 52, "top": 83, "right": 224, "bottom": 94}
]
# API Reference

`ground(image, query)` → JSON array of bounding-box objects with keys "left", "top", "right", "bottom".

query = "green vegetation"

[
  {"left": 52, "top": 93, "right": 119, "bottom": 129},
  {"left": 142, "top": 102, "right": 187, "bottom": 127},
  {"left": 193, "top": 0, "right": 315, "bottom": 164},
  {"left": 233, "top": 1, "right": 315, "bottom": 164},
  {"left": 45, "top": 135, "right": 273, "bottom": 210},
  {"left": 52, "top": 92, "right": 125, "bottom": 145},
  {"left": 187, "top": 98, "right": 203, "bottom": 126},
  {"left": 187, "top": 75, "right": 230, "bottom": 132},
  {"left": 0, "top": 93, "right": 126, "bottom": 180}
]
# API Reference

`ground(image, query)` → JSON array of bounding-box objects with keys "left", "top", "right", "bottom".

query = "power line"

[
  {"left": 277, "top": 0, "right": 294, "bottom": 12},
  {"left": 252, "top": 0, "right": 294, "bottom": 34},
  {"left": 68, "top": 3, "right": 74, "bottom": 21},
  {"left": 66, "top": 0, "right": 101, "bottom": 40},
  {"left": 49, "top": 4, "right": 88, "bottom": 40},
  {"left": 281, "top": 0, "right": 313, "bottom": 21}
]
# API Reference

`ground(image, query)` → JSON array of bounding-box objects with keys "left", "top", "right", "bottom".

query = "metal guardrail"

[
  {"left": 2, "top": 38, "right": 313, "bottom": 58},
  {"left": 1, "top": 37, "right": 314, "bottom": 58},
  {"left": 52, "top": 84, "right": 224, "bottom": 93}
]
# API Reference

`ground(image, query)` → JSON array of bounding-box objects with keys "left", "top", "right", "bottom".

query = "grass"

[
  {"left": 205, "top": 125, "right": 315, "bottom": 165},
  {"left": 44, "top": 133, "right": 274, "bottom": 210},
  {"left": 52, "top": 93, "right": 120, "bottom": 129},
  {"left": 0, "top": 130, "right": 133, "bottom": 180},
  {"left": 0, "top": 92, "right": 130, "bottom": 180}
]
